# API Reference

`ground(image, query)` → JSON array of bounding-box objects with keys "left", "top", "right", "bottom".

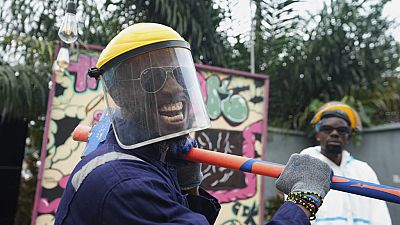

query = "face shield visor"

[{"left": 101, "top": 47, "right": 210, "bottom": 149}]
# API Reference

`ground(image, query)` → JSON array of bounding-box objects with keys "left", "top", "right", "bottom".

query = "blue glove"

[
  {"left": 168, "top": 136, "right": 197, "bottom": 159},
  {"left": 166, "top": 136, "right": 203, "bottom": 191}
]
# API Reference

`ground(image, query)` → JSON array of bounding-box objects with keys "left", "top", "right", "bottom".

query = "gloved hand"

[
  {"left": 166, "top": 135, "right": 203, "bottom": 191},
  {"left": 275, "top": 154, "right": 332, "bottom": 199}
]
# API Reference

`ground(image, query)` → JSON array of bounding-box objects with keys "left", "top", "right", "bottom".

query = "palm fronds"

[{"left": 0, "top": 64, "right": 49, "bottom": 122}]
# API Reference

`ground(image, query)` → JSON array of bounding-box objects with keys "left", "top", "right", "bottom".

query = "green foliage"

[
  {"left": 0, "top": 64, "right": 49, "bottom": 122},
  {"left": 226, "top": 0, "right": 303, "bottom": 72},
  {"left": 1, "top": 0, "right": 57, "bottom": 121},
  {"left": 232, "top": 0, "right": 305, "bottom": 128},
  {"left": 0, "top": 35, "right": 52, "bottom": 122},
  {"left": 253, "top": 0, "right": 301, "bottom": 70},
  {"left": 76, "top": 0, "right": 231, "bottom": 65},
  {"left": 344, "top": 77, "right": 400, "bottom": 125},
  {"left": 257, "top": 0, "right": 400, "bottom": 130},
  {"left": 225, "top": 0, "right": 400, "bottom": 131}
]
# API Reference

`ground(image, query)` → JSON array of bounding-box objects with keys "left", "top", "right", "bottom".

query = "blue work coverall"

[
  {"left": 55, "top": 131, "right": 220, "bottom": 225},
  {"left": 55, "top": 130, "right": 310, "bottom": 225},
  {"left": 267, "top": 201, "right": 311, "bottom": 225}
]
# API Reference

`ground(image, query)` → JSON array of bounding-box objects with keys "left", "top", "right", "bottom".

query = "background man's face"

[{"left": 316, "top": 117, "right": 351, "bottom": 155}]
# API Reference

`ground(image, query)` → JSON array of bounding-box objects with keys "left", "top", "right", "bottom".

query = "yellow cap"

[
  {"left": 96, "top": 23, "right": 187, "bottom": 69},
  {"left": 311, "top": 101, "right": 362, "bottom": 131}
]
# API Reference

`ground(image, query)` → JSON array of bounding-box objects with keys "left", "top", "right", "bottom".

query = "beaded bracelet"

[{"left": 287, "top": 191, "right": 323, "bottom": 220}]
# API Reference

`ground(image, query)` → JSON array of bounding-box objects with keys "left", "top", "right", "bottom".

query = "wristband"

[{"left": 287, "top": 191, "right": 323, "bottom": 220}]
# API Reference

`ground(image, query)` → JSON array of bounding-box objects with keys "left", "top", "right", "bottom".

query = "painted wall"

[
  {"left": 31, "top": 48, "right": 104, "bottom": 225},
  {"left": 196, "top": 65, "right": 269, "bottom": 225},
  {"left": 31, "top": 47, "right": 269, "bottom": 225}
]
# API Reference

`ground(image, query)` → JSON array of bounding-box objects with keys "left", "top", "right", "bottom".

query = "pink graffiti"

[
  {"left": 93, "top": 110, "right": 103, "bottom": 124},
  {"left": 242, "top": 121, "right": 263, "bottom": 158},
  {"left": 59, "top": 175, "right": 70, "bottom": 189},
  {"left": 36, "top": 175, "right": 69, "bottom": 215},
  {"left": 37, "top": 198, "right": 61, "bottom": 214},
  {"left": 209, "top": 120, "right": 263, "bottom": 203},
  {"left": 68, "top": 54, "right": 99, "bottom": 92},
  {"left": 196, "top": 71, "right": 207, "bottom": 101}
]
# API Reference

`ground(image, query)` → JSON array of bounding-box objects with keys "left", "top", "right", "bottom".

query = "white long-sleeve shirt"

[{"left": 300, "top": 146, "right": 392, "bottom": 225}]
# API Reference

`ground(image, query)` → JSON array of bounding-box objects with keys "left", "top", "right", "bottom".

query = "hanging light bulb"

[
  {"left": 58, "top": 0, "right": 78, "bottom": 43},
  {"left": 56, "top": 45, "right": 70, "bottom": 69}
]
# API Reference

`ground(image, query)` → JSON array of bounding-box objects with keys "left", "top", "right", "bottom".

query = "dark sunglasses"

[
  {"left": 139, "top": 66, "right": 194, "bottom": 93},
  {"left": 319, "top": 125, "right": 351, "bottom": 135}
]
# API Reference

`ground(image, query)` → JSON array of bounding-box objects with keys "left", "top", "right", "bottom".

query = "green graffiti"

[
  {"left": 229, "top": 201, "right": 259, "bottom": 225},
  {"left": 206, "top": 76, "right": 227, "bottom": 119},
  {"left": 219, "top": 219, "right": 243, "bottom": 225},
  {"left": 221, "top": 94, "right": 248, "bottom": 123},
  {"left": 205, "top": 75, "right": 248, "bottom": 124}
]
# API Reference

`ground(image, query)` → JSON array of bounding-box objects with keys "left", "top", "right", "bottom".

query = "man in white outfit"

[{"left": 300, "top": 101, "right": 392, "bottom": 225}]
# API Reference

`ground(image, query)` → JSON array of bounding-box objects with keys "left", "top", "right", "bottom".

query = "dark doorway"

[{"left": 0, "top": 119, "right": 28, "bottom": 225}]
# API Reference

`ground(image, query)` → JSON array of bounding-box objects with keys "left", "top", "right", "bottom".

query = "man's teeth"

[
  {"left": 160, "top": 102, "right": 183, "bottom": 112},
  {"left": 161, "top": 113, "right": 184, "bottom": 122},
  {"left": 159, "top": 102, "right": 185, "bottom": 122}
]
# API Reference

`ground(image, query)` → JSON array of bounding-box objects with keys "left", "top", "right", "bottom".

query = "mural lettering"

[
  {"left": 232, "top": 201, "right": 259, "bottom": 225},
  {"left": 220, "top": 219, "right": 243, "bottom": 225},
  {"left": 68, "top": 53, "right": 99, "bottom": 92}
]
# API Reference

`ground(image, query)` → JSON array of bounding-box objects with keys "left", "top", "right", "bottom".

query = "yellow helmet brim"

[{"left": 311, "top": 101, "right": 362, "bottom": 131}]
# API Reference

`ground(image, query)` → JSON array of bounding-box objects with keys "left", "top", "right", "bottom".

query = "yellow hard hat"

[
  {"left": 311, "top": 101, "right": 362, "bottom": 131},
  {"left": 96, "top": 23, "right": 188, "bottom": 69}
]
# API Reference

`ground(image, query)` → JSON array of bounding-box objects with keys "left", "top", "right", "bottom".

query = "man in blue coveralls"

[{"left": 55, "top": 23, "right": 332, "bottom": 225}]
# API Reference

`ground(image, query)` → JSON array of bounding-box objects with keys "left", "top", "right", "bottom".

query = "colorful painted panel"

[
  {"left": 195, "top": 65, "right": 268, "bottom": 225},
  {"left": 32, "top": 48, "right": 269, "bottom": 225}
]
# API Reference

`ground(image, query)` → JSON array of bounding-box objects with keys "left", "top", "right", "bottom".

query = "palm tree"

[
  {"left": 261, "top": 0, "right": 400, "bottom": 130},
  {"left": 0, "top": 36, "right": 53, "bottom": 122}
]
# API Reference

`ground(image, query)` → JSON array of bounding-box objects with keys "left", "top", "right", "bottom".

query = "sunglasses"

[
  {"left": 137, "top": 66, "right": 194, "bottom": 93},
  {"left": 319, "top": 125, "right": 351, "bottom": 135}
]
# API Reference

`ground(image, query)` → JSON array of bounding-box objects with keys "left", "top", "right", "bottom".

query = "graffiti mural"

[
  {"left": 31, "top": 47, "right": 104, "bottom": 225},
  {"left": 196, "top": 121, "right": 263, "bottom": 203},
  {"left": 32, "top": 48, "right": 269, "bottom": 225},
  {"left": 196, "top": 67, "right": 268, "bottom": 224}
]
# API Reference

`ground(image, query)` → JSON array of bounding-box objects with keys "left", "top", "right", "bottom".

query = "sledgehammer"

[{"left": 72, "top": 124, "right": 400, "bottom": 204}]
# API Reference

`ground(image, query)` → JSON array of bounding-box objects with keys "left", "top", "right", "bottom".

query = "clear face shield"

[{"left": 101, "top": 47, "right": 210, "bottom": 149}]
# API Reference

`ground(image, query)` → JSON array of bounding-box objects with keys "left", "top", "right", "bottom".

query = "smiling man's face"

[
  {"left": 146, "top": 48, "right": 194, "bottom": 135},
  {"left": 153, "top": 70, "right": 191, "bottom": 135},
  {"left": 316, "top": 117, "right": 351, "bottom": 156},
  {"left": 112, "top": 47, "right": 195, "bottom": 138}
]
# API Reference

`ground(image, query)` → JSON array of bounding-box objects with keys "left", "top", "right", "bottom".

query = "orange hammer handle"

[{"left": 184, "top": 147, "right": 284, "bottom": 178}]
